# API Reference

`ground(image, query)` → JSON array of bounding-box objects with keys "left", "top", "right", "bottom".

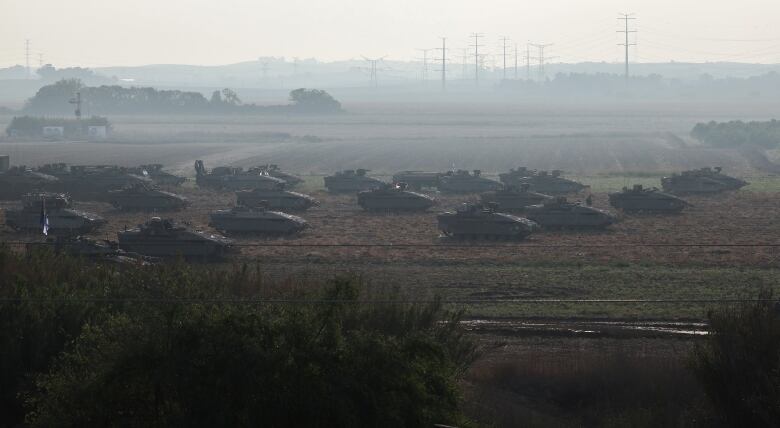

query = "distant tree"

[
  {"left": 209, "top": 90, "right": 223, "bottom": 104},
  {"left": 289, "top": 88, "right": 342, "bottom": 113},
  {"left": 221, "top": 88, "right": 241, "bottom": 106},
  {"left": 23, "top": 79, "right": 83, "bottom": 115},
  {"left": 691, "top": 290, "right": 780, "bottom": 427}
]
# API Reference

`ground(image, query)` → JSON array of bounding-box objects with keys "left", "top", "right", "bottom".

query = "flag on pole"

[{"left": 40, "top": 198, "right": 49, "bottom": 236}]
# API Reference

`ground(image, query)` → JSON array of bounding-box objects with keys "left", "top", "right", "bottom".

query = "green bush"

[
  {"left": 0, "top": 248, "right": 475, "bottom": 428},
  {"left": 691, "top": 120, "right": 780, "bottom": 149},
  {"left": 691, "top": 290, "right": 780, "bottom": 427}
]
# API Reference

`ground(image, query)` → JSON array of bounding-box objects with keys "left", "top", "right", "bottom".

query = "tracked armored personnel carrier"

[
  {"left": 437, "top": 170, "right": 503, "bottom": 194},
  {"left": 5, "top": 192, "right": 105, "bottom": 235},
  {"left": 236, "top": 187, "right": 318, "bottom": 211},
  {"left": 437, "top": 203, "right": 539, "bottom": 240},
  {"left": 357, "top": 183, "right": 436, "bottom": 211},
  {"left": 0, "top": 166, "right": 58, "bottom": 200},
  {"left": 36, "top": 163, "right": 151, "bottom": 200},
  {"left": 662, "top": 167, "right": 747, "bottom": 194},
  {"left": 324, "top": 169, "right": 384, "bottom": 193},
  {"left": 525, "top": 197, "right": 616, "bottom": 229},
  {"left": 118, "top": 217, "right": 232, "bottom": 260},
  {"left": 480, "top": 185, "right": 553, "bottom": 212},
  {"left": 609, "top": 185, "right": 688, "bottom": 213},
  {"left": 107, "top": 183, "right": 189, "bottom": 211},
  {"left": 508, "top": 169, "right": 586, "bottom": 195},
  {"left": 498, "top": 167, "right": 534, "bottom": 186},
  {"left": 250, "top": 164, "right": 304, "bottom": 187},
  {"left": 194, "top": 160, "right": 287, "bottom": 191},
  {"left": 391, "top": 171, "right": 443, "bottom": 190},
  {"left": 131, "top": 164, "right": 186, "bottom": 186},
  {"left": 209, "top": 205, "right": 308, "bottom": 235}
]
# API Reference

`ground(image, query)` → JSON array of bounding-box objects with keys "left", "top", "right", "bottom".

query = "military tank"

[
  {"left": 107, "top": 183, "right": 189, "bottom": 211},
  {"left": 131, "top": 164, "right": 186, "bottom": 186},
  {"left": 498, "top": 167, "right": 534, "bottom": 186},
  {"left": 480, "top": 185, "right": 553, "bottom": 212},
  {"left": 609, "top": 185, "right": 688, "bottom": 213},
  {"left": 194, "top": 160, "right": 287, "bottom": 191},
  {"left": 236, "top": 187, "right": 318, "bottom": 211},
  {"left": 118, "top": 217, "right": 232, "bottom": 261},
  {"left": 391, "top": 171, "right": 443, "bottom": 189},
  {"left": 209, "top": 205, "right": 308, "bottom": 235},
  {"left": 437, "top": 170, "right": 503, "bottom": 193},
  {"left": 524, "top": 197, "right": 616, "bottom": 229},
  {"left": 36, "top": 163, "right": 151, "bottom": 200},
  {"left": 357, "top": 183, "right": 436, "bottom": 211},
  {"left": 250, "top": 164, "right": 304, "bottom": 187},
  {"left": 0, "top": 166, "right": 58, "bottom": 200},
  {"left": 661, "top": 167, "right": 748, "bottom": 194},
  {"left": 5, "top": 192, "right": 105, "bottom": 235},
  {"left": 323, "top": 169, "right": 384, "bottom": 193},
  {"left": 28, "top": 236, "right": 159, "bottom": 265},
  {"left": 507, "top": 169, "right": 586, "bottom": 194},
  {"left": 437, "top": 203, "right": 539, "bottom": 240}
]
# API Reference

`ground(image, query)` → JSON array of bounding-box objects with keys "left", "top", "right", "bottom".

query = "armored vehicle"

[
  {"left": 609, "top": 185, "right": 688, "bottom": 213},
  {"left": 131, "top": 164, "right": 186, "bottom": 186},
  {"left": 194, "top": 160, "right": 287, "bottom": 191},
  {"left": 5, "top": 192, "right": 105, "bottom": 235},
  {"left": 250, "top": 164, "right": 304, "bottom": 187},
  {"left": 525, "top": 197, "right": 616, "bottom": 229},
  {"left": 29, "top": 236, "right": 158, "bottom": 265},
  {"left": 209, "top": 205, "right": 308, "bottom": 235},
  {"left": 437, "top": 203, "right": 539, "bottom": 240},
  {"left": 391, "top": 171, "right": 443, "bottom": 189},
  {"left": 118, "top": 217, "right": 232, "bottom": 260},
  {"left": 36, "top": 163, "right": 151, "bottom": 200},
  {"left": 661, "top": 167, "right": 747, "bottom": 194},
  {"left": 480, "top": 185, "right": 553, "bottom": 212},
  {"left": 437, "top": 170, "right": 503, "bottom": 194},
  {"left": 324, "top": 169, "right": 384, "bottom": 193},
  {"left": 498, "top": 167, "right": 534, "bottom": 186},
  {"left": 357, "top": 183, "right": 436, "bottom": 211},
  {"left": 505, "top": 169, "right": 586, "bottom": 194},
  {"left": 236, "top": 187, "right": 318, "bottom": 211},
  {"left": 0, "top": 166, "right": 58, "bottom": 200},
  {"left": 107, "top": 183, "right": 189, "bottom": 211}
]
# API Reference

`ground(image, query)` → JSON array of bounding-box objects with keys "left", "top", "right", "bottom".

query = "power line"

[
  {"left": 618, "top": 12, "right": 637, "bottom": 80},
  {"left": 435, "top": 37, "right": 447, "bottom": 91},
  {"left": 415, "top": 48, "right": 430, "bottom": 82},
  {"left": 500, "top": 36, "right": 510, "bottom": 81},
  {"left": 470, "top": 32, "right": 484, "bottom": 86},
  {"left": 529, "top": 43, "right": 553, "bottom": 81},
  {"left": 24, "top": 39, "right": 30, "bottom": 79}
]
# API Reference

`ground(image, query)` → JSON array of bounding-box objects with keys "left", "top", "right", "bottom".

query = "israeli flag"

[{"left": 40, "top": 200, "right": 49, "bottom": 236}]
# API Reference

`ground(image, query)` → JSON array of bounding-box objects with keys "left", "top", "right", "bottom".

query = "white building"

[
  {"left": 87, "top": 125, "right": 108, "bottom": 139},
  {"left": 42, "top": 126, "right": 64, "bottom": 138}
]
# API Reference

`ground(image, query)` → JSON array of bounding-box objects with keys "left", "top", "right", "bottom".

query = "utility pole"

[
  {"left": 415, "top": 48, "right": 430, "bottom": 82},
  {"left": 500, "top": 36, "right": 509, "bottom": 81},
  {"left": 617, "top": 13, "right": 637, "bottom": 81},
  {"left": 513, "top": 43, "right": 519, "bottom": 80},
  {"left": 435, "top": 37, "right": 447, "bottom": 91},
  {"left": 470, "top": 33, "right": 484, "bottom": 86},
  {"left": 38, "top": 53, "right": 43, "bottom": 68},
  {"left": 361, "top": 56, "right": 385, "bottom": 88},
  {"left": 68, "top": 92, "right": 82, "bottom": 120},
  {"left": 461, "top": 48, "right": 469, "bottom": 79},
  {"left": 25, "top": 39, "right": 30, "bottom": 78},
  {"left": 525, "top": 43, "right": 531, "bottom": 80},
  {"left": 530, "top": 43, "right": 553, "bottom": 81}
]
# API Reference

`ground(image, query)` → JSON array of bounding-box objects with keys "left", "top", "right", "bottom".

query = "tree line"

[
  {"left": 22, "top": 79, "right": 342, "bottom": 116},
  {"left": 691, "top": 119, "right": 780, "bottom": 149}
]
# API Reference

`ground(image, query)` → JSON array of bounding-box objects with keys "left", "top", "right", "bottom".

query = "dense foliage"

[
  {"left": 0, "top": 248, "right": 474, "bottom": 428},
  {"left": 691, "top": 119, "right": 780, "bottom": 149},
  {"left": 22, "top": 79, "right": 343, "bottom": 116},
  {"left": 691, "top": 291, "right": 780, "bottom": 427}
]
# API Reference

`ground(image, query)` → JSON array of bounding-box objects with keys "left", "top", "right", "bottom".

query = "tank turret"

[
  {"left": 500, "top": 168, "right": 585, "bottom": 194},
  {"left": 324, "top": 169, "right": 385, "bottom": 193},
  {"left": 609, "top": 184, "right": 688, "bottom": 213},
  {"left": 437, "top": 203, "right": 538, "bottom": 240},
  {"left": 0, "top": 166, "right": 58, "bottom": 200},
  {"left": 131, "top": 164, "right": 186, "bottom": 186},
  {"left": 480, "top": 184, "right": 553, "bottom": 212},
  {"left": 107, "top": 183, "right": 189, "bottom": 211},
  {"left": 35, "top": 163, "right": 151, "bottom": 200},
  {"left": 525, "top": 197, "right": 616, "bottom": 229},
  {"left": 391, "top": 171, "right": 443, "bottom": 189},
  {"left": 437, "top": 170, "right": 503, "bottom": 194},
  {"left": 5, "top": 192, "right": 105, "bottom": 235},
  {"left": 249, "top": 164, "right": 304, "bottom": 187},
  {"left": 661, "top": 167, "right": 748, "bottom": 194},
  {"left": 209, "top": 205, "right": 308, "bottom": 235},
  {"left": 236, "top": 186, "right": 318, "bottom": 211},
  {"left": 357, "top": 183, "right": 436, "bottom": 211},
  {"left": 118, "top": 217, "right": 232, "bottom": 261},
  {"left": 194, "top": 160, "right": 287, "bottom": 191}
]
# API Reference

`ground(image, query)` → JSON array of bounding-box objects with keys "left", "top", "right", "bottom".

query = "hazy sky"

[{"left": 2, "top": 0, "right": 780, "bottom": 67}]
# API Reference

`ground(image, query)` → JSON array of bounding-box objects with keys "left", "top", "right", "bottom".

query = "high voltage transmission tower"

[
  {"left": 500, "top": 36, "right": 510, "bottom": 80},
  {"left": 513, "top": 43, "right": 519, "bottom": 80},
  {"left": 617, "top": 13, "right": 637, "bottom": 80},
  {"left": 525, "top": 42, "right": 532, "bottom": 80},
  {"left": 415, "top": 48, "right": 430, "bottom": 82},
  {"left": 470, "top": 32, "right": 484, "bottom": 85},
  {"left": 460, "top": 48, "right": 469, "bottom": 79},
  {"left": 360, "top": 56, "right": 387, "bottom": 88},
  {"left": 530, "top": 43, "right": 553, "bottom": 81},
  {"left": 25, "top": 39, "right": 30, "bottom": 78},
  {"left": 434, "top": 37, "right": 447, "bottom": 91}
]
